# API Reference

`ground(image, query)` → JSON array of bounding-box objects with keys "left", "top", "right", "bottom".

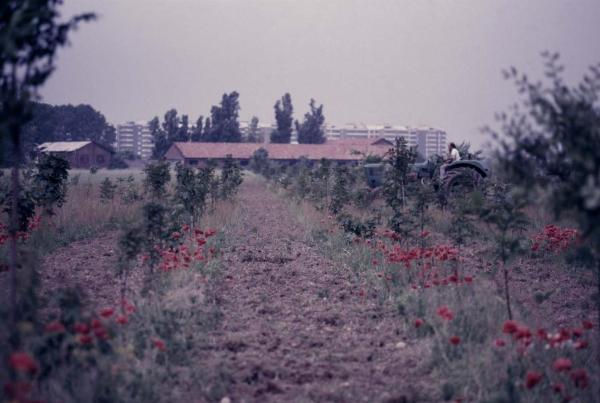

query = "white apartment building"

[
  {"left": 116, "top": 121, "right": 154, "bottom": 159},
  {"left": 240, "top": 120, "right": 277, "bottom": 144},
  {"left": 325, "top": 123, "right": 446, "bottom": 159}
]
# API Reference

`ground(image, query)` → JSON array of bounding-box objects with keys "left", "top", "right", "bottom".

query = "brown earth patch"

[{"left": 194, "top": 180, "right": 435, "bottom": 402}]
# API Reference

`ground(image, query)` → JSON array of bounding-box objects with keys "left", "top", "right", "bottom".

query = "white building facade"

[
  {"left": 116, "top": 121, "right": 154, "bottom": 159},
  {"left": 325, "top": 123, "right": 446, "bottom": 159}
]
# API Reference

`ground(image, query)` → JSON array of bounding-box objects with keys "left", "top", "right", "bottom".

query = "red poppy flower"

[
  {"left": 100, "top": 307, "right": 114, "bottom": 318},
  {"left": 449, "top": 336, "right": 461, "bottom": 345},
  {"left": 372, "top": 259, "right": 378, "bottom": 265},
  {"left": 414, "top": 318, "right": 424, "bottom": 328},
  {"left": 536, "top": 328, "right": 548, "bottom": 340},
  {"left": 574, "top": 340, "right": 589, "bottom": 350},
  {"left": 152, "top": 338, "right": 167, "bottom": 352},
  {"left": 73, "top": 322, "right": 90, "bottom": 335},
  {"left": 570, "top": 368, "right": 588, "bottom": 389},
  {"left": 44, "top": 321, "right": 65, "bottom": 333},
  {"left": 436, "top": 306, "right": 454, "bottom": 321},
  {"left": 94, "top": 326, "right": 109, "bottom": 340},
  {"left": 116, "top": 315, "right": 128, "bottom": 325},
  {"left": 494, "top": 338, "right": 506, "bottom": 347},
  {"left": 91, "top": 319, "right": 103, "bottom": 329},
  {"left": 463, "top": 276, "right": 473, "bottom": 284},
  {"left": 3, "top": 381, "right": 32, "bottom": 400},
  {"left": 9, "top": 352, "right": 38, "bottom": 374},
  {"left": 582, "top": 320, "right": 593, "bottom": 330},
  {"left": 502, "top": 320, "right": 519, "bottom": 334},
  {"left": 525, "top": 371, "right": 543, "bottom": 389},
  {"left": 79, "top": 333, "right": 94, "bottom": 344},
  {"left": 552, "top": 358, "right": 572, "bottom": 372}
]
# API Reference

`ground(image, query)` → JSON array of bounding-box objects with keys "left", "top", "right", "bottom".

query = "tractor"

[{"left": 364, "top": 157, "right": 490, "bottom": 195}]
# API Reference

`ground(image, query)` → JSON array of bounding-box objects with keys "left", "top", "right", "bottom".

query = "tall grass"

[{"left": 24, "top": 169, "right": 145, "bottom": 255}]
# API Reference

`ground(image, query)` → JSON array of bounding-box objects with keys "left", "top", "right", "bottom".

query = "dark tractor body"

[{"left": 364, "top": 159, "right": 490, "bottom": 192}]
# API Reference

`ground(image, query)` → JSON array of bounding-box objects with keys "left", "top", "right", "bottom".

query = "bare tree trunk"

[
  {"left": 503, "top": 263, "right": 513, "bottom": 320},
  {"left": 596, "top": 255, "right": 600, "bottom": 364},
  {"left": 9, "top": 136, "right": 21, "bottom": 348}
]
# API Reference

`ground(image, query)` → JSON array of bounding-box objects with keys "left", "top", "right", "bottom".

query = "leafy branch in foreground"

[{"left": 488, "top": 52, "right": 600, "bottom": 341}]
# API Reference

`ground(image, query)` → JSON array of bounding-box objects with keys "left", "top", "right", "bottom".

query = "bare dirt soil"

[
  {"left": 38, "top": 231, "right": 143, "bottom": 315},
  {"left": 196, "top": 180, "right": 435, "bottom": 402},
  {"left": 22, "top": 178, "right": 596, "bottom": 402},
  {"left": 193, "top": 182, "right": 436, "bottom": 402}
]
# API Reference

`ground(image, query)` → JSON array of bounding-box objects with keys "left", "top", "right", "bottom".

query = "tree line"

[
  {"left": 1, "top": 102, "right": 115, "bottom": 166},
  {"left": 151, "top": 92, "right": 327, "bottom": 158}
]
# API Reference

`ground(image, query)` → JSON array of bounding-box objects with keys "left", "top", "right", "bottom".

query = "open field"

[{"left": 1, "top": 166, "right": 597, "bottom": 402}]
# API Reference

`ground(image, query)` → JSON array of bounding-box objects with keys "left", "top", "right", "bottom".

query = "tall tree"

[
  {"left": 205, "top": 91, "right": 242, "bottom": 142},
  {"left": 162, "top": 108, "right": 179, "bottom": 143},
  {"left": 0, "top": 0, "right": 95, "bottom": 348},
  {"left": 191, "top": 115, "right": 203, "bottom": 142},
  {"left": 296, "top": 99, "right": 326, "bottom": 144},
  {"left": 246, "top": 116, "right": 261, "bottom": 143},
  {"left": 19, "top": 103, "right": 115, "bottom": 155},
  {"left": 202, "top": 117, "right": 212, "bottom": 141},
  {"left": 176, "top": 114, "right": 189, "bottom": 142},
  {"left": 150, "top": 116, "right": 169, "bottom": 159},
  {"left": 270, "top": 93, "right": 293, "bottom": 143}
]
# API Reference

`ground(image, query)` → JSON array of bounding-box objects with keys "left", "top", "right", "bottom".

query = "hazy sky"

[{"left": 42, "top": 0, "right": 600, "bottom": 147}]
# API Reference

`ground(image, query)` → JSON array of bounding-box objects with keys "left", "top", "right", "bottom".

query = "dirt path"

[
  {"left": 39, "top": 231, "right": 143, "bottom": 316},
  {"left": 199, "top": 179, "right": 432, "bottom": 403}
]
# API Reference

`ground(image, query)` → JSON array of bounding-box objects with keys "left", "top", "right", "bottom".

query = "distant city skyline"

[{"left": 42, "top": 0, "right": 600, "bottom": 149}]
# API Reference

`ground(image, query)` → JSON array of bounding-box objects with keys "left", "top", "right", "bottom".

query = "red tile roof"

[{"left": 166, "top": 141, "right": 390, "bottom": 162}]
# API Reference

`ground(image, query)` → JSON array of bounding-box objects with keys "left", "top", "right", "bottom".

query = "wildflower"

[
  {"left": 9, "top": 352, "right": 38, "bottom": 374},
  {"left": 515, "top": 326, "right": 532, "bottom": 341},
  {"left": 558, "top": 328, "right": 571, "bottom": 342},
  {"left": 78, "top": 334, "right": 93, "bottom": 345},
  {"left": 152, "top": 338, "right": 167, "bottom": 352},
  {"left": 463, "top": 276, "right": 473, "bottom": 284},
  {"left": 122, "top": 299, "right": 136, "bottom": 314},
  {"left": 574, "top": 340, "right": 588, "bottom": 350},
  {"left": 414, "top": 319, "right": 424, "bottom": 328},
  {"left": 3, "top": 381, "right": 32, "bottom": 400},
  {"left": 570, "top": 368, "right": 588, "bottom": 389},
  {"left": 94, "top": 326, "right": 109, "bottom": 341},
  {"left": 502, "top": 320, "right": 519, "bottom": 335},
  {"left": 494, "top": 338, "right": 506, "bottom": 347},
  {"left": 372, "top": 259, "right": 378, "bottom": 265},
  {"left": 91, "top": 319, "right": 103, "bottom": 329},
  {"left": 44, "top": 321, "right": 65, "bottom": 334},
  {"left": 100, "top": 307, "right": 114, "bottom": 318},
  {"left": 449, "top": 336, "right": 461, "bottom": 345},
  {"left": 582, "top": 320, "right": 593, "bottom": 330},
  {"left": 536, "top": 328, "right": 548, "bottom": 341},
  {"left": 436, "top": 305, "right": 454, "bottom": 321},
  {"left": 525, "top": 371, "right": 543, "bottom": 389},
  {"left": 73, "top": 322, "right": 90, "bottom": 335},
  {"left": 552, "top": 358, "right": 572, "bottom": 372},
  {"left": 116, "top": 315, "right": 128, "bottom": 325}
]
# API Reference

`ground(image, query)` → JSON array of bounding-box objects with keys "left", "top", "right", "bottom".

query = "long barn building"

[{"left": 164, "top": 138, "right": 393, "bottom": 167}]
